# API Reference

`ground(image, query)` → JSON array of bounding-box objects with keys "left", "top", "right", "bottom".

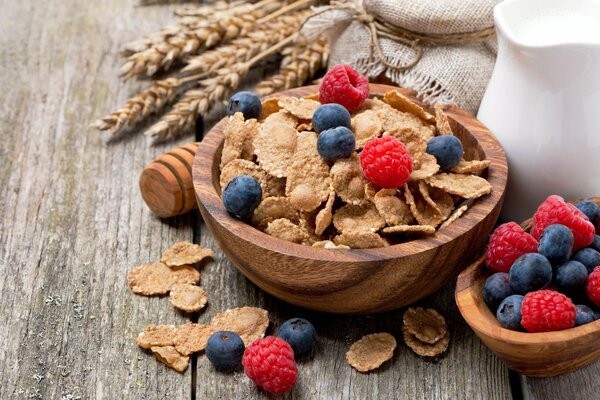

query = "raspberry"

[
  {"left": 521, "top": 290, "right": 576, "bottom": 332},
  {"left": 359, "top": 136, "right": 412, "bottom": 188},
  {"left": 319, "top": 64, "right": 369, "bottom": 112},
  {"left": 242, "top": 336, "right": 298, "bottom": 394},
  {"left": 485, "top": 222, "right": 538, "bottom": 273},
  {"left": 530, "top": 195, "right": 595, "bottom": 250},
  {"left": 586, "top": 266, "right": 600, "bottom": 307}
]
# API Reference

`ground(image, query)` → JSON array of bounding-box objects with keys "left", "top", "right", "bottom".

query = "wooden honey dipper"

[{"left": 139, "top": 142, "right": 200, "bottom": 218}]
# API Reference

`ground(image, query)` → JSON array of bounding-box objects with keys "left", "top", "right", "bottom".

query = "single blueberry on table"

[
  {"left": 317, "top": 126, "right": 356, "bottom": 161},
  {"left": 222, "top": 175, "right": 262, "bottom": 219},
  {"left": 206, "top": 331, "right": 245, "bottom": 371},
  {"left": 572, "top": 247, "right": 600, "bottom": 273},
  {"left": 277, "top": 318, "right": 317, "bottom": 357},
  {"left": 575, "top": 200, "right": 600, "bottom": 226},
  {"left": 425, "top": 135, "right": 464, "bottom": 170},
  {"left": 312, "top": 103, "right": 351, "bottom": 133},
  {"left": 496, "top": 294, "right": 524, "bottom": 331},
  {"left": 508, "top": 253, "right": 553, "bottom": 294},
  {"left": 227, "top": 91, "right": 262, "bottom": 120},
  {"left": 555, "top": 260, "right": 588, "bottom": 293},
  {"left": 574, "top": 304, "right": 597, "bottom": 327},
  {"left": 538, "top": 224, "right": 574, "bottom": 265},
  {"left": 483, "top": 272, "right": 516, "bottom": 311}
]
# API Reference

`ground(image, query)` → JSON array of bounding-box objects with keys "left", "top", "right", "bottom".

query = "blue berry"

[
  {"left": 575, "top": 200, "right": 600, "bottom": 226},
  {"left": 222, "top": 175, "right": 262, "bottom": 219},
  {"left": 317, "top": 126, "right": 355, "bottom": 161},
  {"left": 483, "top": 272, "right": 515, "bottom": 311},
  {"left": 206, "top": 331, "right": 245, "bottom": 371},
  {"left": 508, "top": 253, "right": 552, "bottom": 294},
  {"left": 425, "top": 135, "right": 464, "bottom": 170},
  {"left": 572, "top": 247, "right": 600, "bottom": 273},
  {"left": 227, "top": 91, "right": 262, "bottom": 119},
  {"left": 555, "top": 260, "right": 588, "bottom": 293},
  {"left": 277, "top": 318, "right": 316, "bottom": 357},
  {"left": 537, "top": 224, "right": 574, "bottom": 265},
  {"left": 496, "top": 294, "right": 524, "bottom": 330},
  {"left": 591, "top": 235, "right": 600, "bottom": 252},
  {"left": 312, "top": 104, "right": 351, "bottom": 133},
  {"left": 574, "top": 304, "right": 597, "bottom": 326}
]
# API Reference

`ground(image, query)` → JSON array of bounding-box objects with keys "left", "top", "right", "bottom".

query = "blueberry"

[
  {"left": 496, "top": 295, "right": 524, "bottom": 331},
  {"left": 555, "top": 260, "right": 588, "bottom": 293},
  {"left": 537, "top": 224, "right": 574, "bottom": 265},
  {"left": 572, "top": 247, "right": 600, "bottom": 273},
  {"left": 222, "top": 175, "right": 262, "bottom": 219},
  {"left": 312, "top": 104, "right": 351, "bottom": 133},
  {"left": 205, "top": 331, "right": 245, "bottom": 371},
  {"left": 574, "top": 304, "right": 597, "bottom": 326},
  {"left": 317, "top": 126, "right": 356, "bottom": 161},
  {"left": 483, "top": 272, "right": 515, "bottom": 311},
  {"left": 591, "top": 235, "right": 600, "bottom": 252},
  {"left": 508, "top": 253, "right": 553, "bottom": 294},
  {"left": 575, "top": 200, "right": 600, "bottom": 225},
  {"left": 277, "top": 318, "right": 316, "bottom": 357},
  {"left": 425, "top": 135, "right": 464, "bottom": 170},
  {"left": 227, "top": 91, "right": 262, "bottom": 119}
]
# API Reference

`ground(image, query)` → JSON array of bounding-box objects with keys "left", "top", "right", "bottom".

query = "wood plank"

[{"left": 521, "top": 362, "right": 600, "bottom": 400}]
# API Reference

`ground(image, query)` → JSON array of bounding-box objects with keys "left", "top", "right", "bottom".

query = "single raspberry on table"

[
  {"left": 586, "top": 266, "right": 600, "bottom": 307},
  {"left": 485, "top": 222, "right": 538, "bottom": 273},
  {"left": 319, "top": 64, "right": 369, "bottom": 112},
  {"left": 242, "top": 336, "right": 298, "bottom": 394},
  {"left": 521, "top": 290, "right": 576, "bottom": 332},
  {"left": 360, "top": 136, "right": 413, "bottom": 188},
  {"left": 530, "top": 195, "right": 595, "bottom": 250}
]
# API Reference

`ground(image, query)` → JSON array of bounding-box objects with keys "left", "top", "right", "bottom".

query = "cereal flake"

[
  {"left": 434, "top": 103, "right": 453, "bottom": 135},
  {"left": 373, "top": 189, "right": 414, "bottom": 226},
  {"left": 383, "top": 90, "right": 435, "bottom": 125},
  {"left": 137, "top": 325, "right": 177, "bottom": 349},
  {"left": 334, "top": 230, "right": 390, "bottom": 249},
  {"left": 259, "top": 97, "right": 283, "bottom": 119},
  {"left": 169, "top": 284, "right": 208, "bottom": 313},
  {"left": 450, "top": 159, "right": 491, "bottom": 175},
  {"left": 264, "top": 218, "right": 312, "bottom": 244},
  {"left": 128, "top": 263, "right": 200, "bottom": 296},
  {"left": 330, "top": 154, "right": 369, "bottom": 206},
  {"left": 403, "top": 326, "right": 450, "bottom": 358},
  {"left": 251, "top": 196, "right": 299, "bottom": 228},
  {"left": 403, "top": 307, "right": 447, "bottom": 344},
  {"left": 346, "top": 333, "right": 397, "bottom": 372},
  {"left": 161, "top": 241, "right": 214, "bottom": 267},
  {"left": 315, "top": 192, "right": 336, "bottom": 235},
  {"left": 410, "top": 153, "right": 440, "bottom": 181},
  {"left": 220, "top": 159, "right": 269, "bottom": 198},
  {"left": 254, "top": 114, "right": 298, "bottom": 178},
  {"left": 174, "top": 323, "right": 218, "bottom": 355},
  {"left": 381, "top": 224, "right": 436, "bottom": 235},
  {"left": 278, "top": 97, "right": 320, "bottom": 120},
  {"left": 220, "top": 113, "right": 259, "bottom": 168},
  {"left": 427, "top": 173, "right": 492, "bottom": 199},
  {"left": 211, "top": 307, "right": 269, "bottom": 346},
  {"left": 352, "top": 109, "right": 384, "bottom": 148},
  {"left": 333, "top": 203, "right": 386, "bottom": 233},
  {"left": 312, "top": 240, "right": 350, "bottom": 249},
  {"left": 151, "top": 346, "right": 190, "bottom": 372}
]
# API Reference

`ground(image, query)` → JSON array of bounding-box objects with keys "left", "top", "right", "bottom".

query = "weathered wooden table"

[{"left": 1, "top": 1, "right": 598, "bottom": 399}]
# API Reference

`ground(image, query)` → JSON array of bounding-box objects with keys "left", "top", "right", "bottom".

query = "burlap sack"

[{"left": 302, "top": 0, "right": 500, "bottom": 113}]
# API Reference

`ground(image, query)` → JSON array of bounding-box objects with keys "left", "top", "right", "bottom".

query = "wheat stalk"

[{"left": 174, "top": 1, "right": 241, "bottom": 18}]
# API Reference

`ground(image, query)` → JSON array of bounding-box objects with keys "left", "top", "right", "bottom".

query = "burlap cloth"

[{"left": 301, "top": 0, "right": 500, "bottom": 113}]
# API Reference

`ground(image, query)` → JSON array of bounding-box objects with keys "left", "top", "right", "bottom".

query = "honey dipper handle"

[{"left": 139, "top": 142, "right": 200, "bottom": 218}]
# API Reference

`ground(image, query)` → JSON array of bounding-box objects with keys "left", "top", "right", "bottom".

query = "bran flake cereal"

[
  {"left": 259, "top": 97, "right": 283, "bottom": 119},
  {"left": 220, "top": 113, "right": 259, "bottom": 169},
  {"left": 169, "top": 284, "right": 208, "bottom": 313},
  {"left": 403, "top": 326, "right": 450, "bottom": 358},
  {"left": 265, "top": 218, "right": 313, "bottom": 244},
  {"left": 334, "top": 230, "right": 390, "bottom": 249},
  {"left": 161, "top": 241, "right": 215, "bottom": 267},
  {"left": 251, "top": 197, "right": 299, "bottom": 228},
  {"left": 254, "top": 118, "right": 298, "bottom": 178},
  {"left": 333, "top": 203, "right": 386, "bottom": 234},
  {"left": 354, "top": 97, "right": 389, "bottom": 113},
  {"left": 220, "top": 159, "right": 269, "bottom": 197},
  {"left": 440, "top": 200, "right": 473, "bottom": 228},
  {"left": 385, "top": 128, "right": 427, "bottom": 168},
  {"left": 210, "top": 307, "right": 269, "bottom": 346},
  {"left": 450, "top": 159, "right": 491, "bottom": 175},
  {"left": 278, "top": 97, "right": 320, "bottom": 120},
  {"left": 383, "top": 90, "right": 435, "bottom": 125},
  {"left": 373, "top": 189, "right": 414, "bottom": 226},
  {"left": 151, "top": 346, "right": 189, "bottom": 372},
  {"left": 434, "top": 103, "right": 453, "bottom": 135},
  {"left": 403, "top": 307, "right": 447, "bottom": 344},
  {"left": 312, "top": 240, "right": 350, "bottom": 249},
  {"left": 346, "top": 333, "right": 397, "bottom": 372},
  {"left": 409, "top": 153, "right": 440, "bottom": 181},
  {"left": 174, "top": 323, "right": 218, "bottom": 355},
  {"left": 351, "top": 109, "right": 383, "bottom": 148},
  {"left": 330, "top": 154, "right": 370, "bottom": 206},
  {"left": 128, "top": 263, "right": 200, "bottom": 296},
  {"left": 381, "top": 224, "right": 436, "bottom": 235},
  {"left": 315, "top": 192, "right": 336, "bottom": 235},
  {"left": 137, "top": 325, "right": 178, "bottom": 349},
  {"left": 427, "top": 173, "right": 492, "bottom": 199}
]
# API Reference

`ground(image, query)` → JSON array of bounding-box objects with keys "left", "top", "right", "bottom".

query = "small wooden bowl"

[
  {"left": 456, "top": 197, "right": 600, "bottom": 377},
  {"left": 193, "top": 84, "right": 508, "bottom": 314}
]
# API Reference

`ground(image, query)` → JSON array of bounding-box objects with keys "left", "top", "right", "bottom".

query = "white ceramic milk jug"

[{"left": 478, "top": 0, "right": 600, "bottom": 221}]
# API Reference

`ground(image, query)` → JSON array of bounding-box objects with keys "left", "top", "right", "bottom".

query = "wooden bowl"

[
  {"left": 193, "top": 84, "right": 508, "bottom": 314},
  {"left": 456, "top": 197, "right": 600, "bottom": 377}
]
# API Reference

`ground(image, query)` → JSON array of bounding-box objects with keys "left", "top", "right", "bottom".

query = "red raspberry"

[
  {"left": 530, "top": 195, "right": 595, "bottom": 250},
  {"left": 485, "top": 222, "right": 538, "bottom": 273},
  {"left": 586, "top": 266, "right": 600, "bottom": 307},
  {"left": 521, "top": 290, "right": 576, "bottom": 332},
  {"left": 319, "top": 64, "right": 369, "bottom": 112},
  {"left": 242, "top": 336, "right": 297, "bottom": 394},
  {"left": 359, "top": 136, "right": 413, "bottom": 188}
]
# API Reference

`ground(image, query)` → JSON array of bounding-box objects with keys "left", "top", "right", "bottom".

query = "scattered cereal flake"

[
  {"left": 151, "top": 346, "right": 189, "bottom": 372},
  {"left": 440, "top": 200, "right": 473, "bottom": 228},
  {"left": 381, "top": 224, "right": 436, "bottom": 235},
  {"left": 220, "top": 113, "right": 259, "bottom": 168},
  {"left": 312, "top": 240, "right": 350, "bottom": 249},
  {"left": 254, "top": 114, "right": 298, "bottom": 178},
  {"left": 169, "top": 284, "right": 208, "bottom": 313},
  {"left": 373, "top": 189, "right": 414, "bottom": 226},
  {"left": 251, "top": 197, "right": 299, "bottom": 228},
  {"left": 434, "top": 103, "right": 453, "bottom": 135},
  {"left": 346, "top": 333, "right": 397, "bottom": 372},
  {"left": 402, "top": 326, "right": 450, "bottom": 358},
  {"left": 127, "top": 263, "right": 200, "bottom": 296},
  {"left": 264, "top": 218, "right": 312, "bottom": 244},
  {"left": 220, "top": 159, "right": 269, "bottom": 198},
  {"left": 427, "top": 173, "right": 492, "bottom": 199},
  {"left": 334, "top": 230, "right": 390, "bottom": 249},
  {"left": 449, "top": 159, "right": 491, "bottom": 175},
  {"left": 161, "top": 241, "right": 214, "bottom": 267},
  {"left": 330, "top": 154, "right": 370, "bottom": 206},
  {"left": 315, "top": 192, "right": 336, "bottom": 235},
  {"left": 174, "top": 323, "right": 218, "bottom": 355},
  {"left": 385, "top": 128, "right": 427, "bottom": 167},
  {"left": 137, "top": 325, "right": 177, "bottom": 349},
  {"left": 410, "top": 153, "right": 440, "bottom": 181},
  {"left": 260, "top": 97, "right": 283, "bottom": 119},
  {"left": 285, "top": 131, "right": 331, "bottom": 211},
  {"left": 352, "top": 109, "right": 383, "bottom": 148},
  {"left": 383, "top": 90, "right": 435, "bottom": 125},
  {"left": 278, "top": 97, "right": 320, "bottom": 120},
  {"left": 211, "top": 307, "right": 269, "bottom": 346},
  {"left": 333, "top": 203, "right": 386, "bottom": 233},
  {"left": 403, "top": 307, "right": 447, "bottom": 344}
]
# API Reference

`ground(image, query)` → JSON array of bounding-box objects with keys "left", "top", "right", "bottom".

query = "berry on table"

[
  {"left": 586, "top": 266, "right": 600, "bottom": 307},
  {"left": 222, "top": 175, "right": 262, "bottom": 219},
  {"left": 521, "top": 290, "right": 576, "bottom": 332},
  {"left": 425, "top": 135, "right": 464, "bottom": 170},
  {"left": 277, "top": 318, "right": 317, "bottom": 357},
  {"left": 486, "top": 222, "right": 538, "bottom": 273},
  {"left": 242, "top": 336, "right": 298, "bottom": 394},
  {"left": 319, "top": 64, "right": 369, "bottom": 112},
  {"left": 312, "top": 103, "right": 351, "bottom": 133},
  {"left": 227, "top": 91, "right": 262, "bottom": 120},
  {"left": 530, "top": 195, "right": 595, "bottom": 250},
  {"left": 359, "top": 136, "right": 413, "bottom": 188},
  {"left": 575, "top": 200, "right": 600, "bottom": 226},
  {"left": 483, "top": 272, "right": 515, "bottom": 311},
  {"left": 206, "top": 331, "right": 245, "bottom": 371},
  {"left": 508, "top": 253, "right": 552, "bottom": 294},
  {"left": 574, "top": 304, "right": 597, "bottom": 326},
  {"left": 496, "top": 294, "right": 524, "bottom": 331},
  {"left": 537, "top": 224, "right": 574, "bottom": 265},
  {"left": 555, "top": 260, "right": 588, "bottom": 294},
  {"left": 317, "top": 126, "right": 356, "bottom": 161},
  {"left": 572, "top": 248, "right": 600, "bottom": 274}
]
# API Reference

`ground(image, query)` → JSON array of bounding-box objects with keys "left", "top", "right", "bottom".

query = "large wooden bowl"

[
  {"left": 193, "top": 84, "right": 508, "bottom": 313},
  {"left": 456, "top": 197, "right": 600, "bottom": 377}
]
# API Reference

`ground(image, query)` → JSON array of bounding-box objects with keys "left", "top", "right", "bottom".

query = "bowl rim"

[{"left": 193, "top": 83, "right": 508, "bottom": 261}]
